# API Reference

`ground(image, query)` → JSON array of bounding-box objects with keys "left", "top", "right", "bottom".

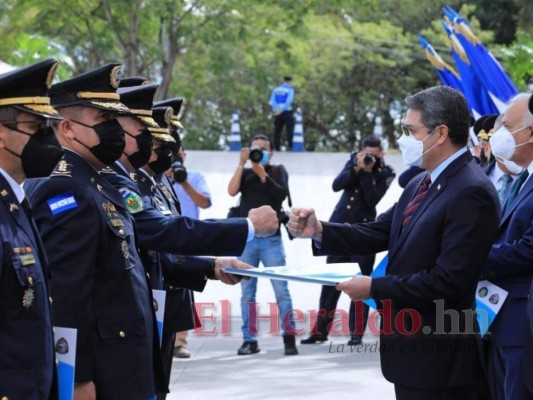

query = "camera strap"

[{"left": 270, "top": 165, "right": 292, "bottom": 207}]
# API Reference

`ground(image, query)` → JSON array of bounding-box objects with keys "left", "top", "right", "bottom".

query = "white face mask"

[
  {"left": 397, "top": 128, "right": 438, "bottom": 167},
  {"left": 489, "top": 125, "right": 530, "bottom": 161},
  {"left": 500, "top": 157, "right": 524, "bottom": 175}
]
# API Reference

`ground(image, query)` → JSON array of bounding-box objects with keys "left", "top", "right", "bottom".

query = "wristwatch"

[{"left": 206, "top": 258, "right": 217, "bottom": 280}]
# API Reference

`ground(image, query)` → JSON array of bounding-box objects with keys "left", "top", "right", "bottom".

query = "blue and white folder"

[
  {"left": 152, "top": 289, "right": 166, "bottom": 346},
  {"left": 54, "top": 326, "right": 77, "bottom": 400},
  {"left": 223, "top": 263, "right": 359, "bottom": 286},
  {"left": 476, "top": 280, "right": 508, "bottom": 337}
]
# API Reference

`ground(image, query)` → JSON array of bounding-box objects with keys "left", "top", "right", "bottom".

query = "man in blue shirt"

[
  {"left": 269, "top": 76, "right": 295, "bottom": 151},
  {"left": 169, "top": 145, "right": 212, "bottom": 219}
]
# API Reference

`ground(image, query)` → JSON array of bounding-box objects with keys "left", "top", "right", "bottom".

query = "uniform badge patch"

[
  {"left": 47, "top": 192, "right": 78, "bottom": 215},
  {"left": 119, "top": 188, "right": 144, "bottom": 214}
]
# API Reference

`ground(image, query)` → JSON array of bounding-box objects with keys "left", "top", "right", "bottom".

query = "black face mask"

[
  {"left": 125, "top": 129, "right": 153, "bottom": 169},
  {"left": 148, "top": 145, "right": 173, "bottom": 174},
  {"left": 4, "top": 124, "right": 65, "bottom": 178},
  {"left": 72, "top": 119, "right": 125, "bottom": 165}
]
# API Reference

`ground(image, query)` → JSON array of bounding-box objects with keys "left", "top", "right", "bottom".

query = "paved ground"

[{"left": 167, "top": 149, "right": 407, "bottom": 399}]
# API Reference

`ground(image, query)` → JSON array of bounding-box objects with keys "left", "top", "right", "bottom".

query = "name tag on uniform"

[{"left": 47, "top": 192, "right": 78, "bottom": 215}]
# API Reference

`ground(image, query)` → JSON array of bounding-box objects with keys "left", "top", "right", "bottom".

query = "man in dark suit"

[
  {"left": 0, "top": 59, "right": 64, "bottom": 400},
  {"left": 288, "top": 86, "right": 500, "bottom": 399},
  {"left": 527, "top": 94, "right": 533, "bottom": 397},
  {"left": 480, "top": 93, "right": 533, "bottom": 400},
  {"left": 301, "top": 136, "right": 395, "bottom": 346}
]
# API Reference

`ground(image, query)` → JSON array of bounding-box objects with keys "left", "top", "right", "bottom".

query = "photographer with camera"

[
  {"left": 228, "top": 134, "right": 298, "bottom": 356},
  {"left": 301, "top": 136, "right": 395, "bottom": 346},
  {"left": 168, "top": 144, "right": 212, "bottom": 219}
]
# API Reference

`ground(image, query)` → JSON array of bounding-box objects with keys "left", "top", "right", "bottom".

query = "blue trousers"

[{"left": 238, "top": 236, "right": 295, "bottom": 341}]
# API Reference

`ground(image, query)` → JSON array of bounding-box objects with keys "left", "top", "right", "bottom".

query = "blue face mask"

[{"left": 261, "top": 150, "right": 270, "bottom": 165}]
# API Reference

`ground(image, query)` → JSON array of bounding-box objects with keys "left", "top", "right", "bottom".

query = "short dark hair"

[
  {"left": 251, "top": 134, "right": 273, "bottom": 150},
  {"left": 0, "top": 106, "right": 20, "bottom": 121},
  {"left": 405, "top": 86, "right": 470, "bottom": 146},
  {"left": 362, "top": 136, "right": 382, "bottom": 150}
]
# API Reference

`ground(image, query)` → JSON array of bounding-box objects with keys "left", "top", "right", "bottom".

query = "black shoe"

[
  {"left": 347, "top": 335, "right": 362, "bottom": 346},
  {"left": 237, "top": 341, "right": 260, "bottom": 355},
  {"left": 300, "top": 334, "right": 328, "bottom": 345},
  {"left": 283, "top": 334, "right": 299, "bottom": 356}
]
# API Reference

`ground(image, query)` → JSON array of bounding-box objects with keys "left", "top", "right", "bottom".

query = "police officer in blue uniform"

[
  {"left": 132, "top": 106, "right": 200, "bottom": 400},
  {"left": 103, "top": 83, "right": 278, "bottom": 398},
  {"left": 301, "top": 136, "right": 395, "bottom": 346},
  {"left": 0, "top": 59, "right": 64, "bottom": 400},
  {"left": 269, "top": 76, "right": 295, "bottom": 151},
  {"left": 152, "top": 97, "right": 186, "bottom": 218},
  {"left": 24, "top": 64, "right": 168, "bottom": 400}
]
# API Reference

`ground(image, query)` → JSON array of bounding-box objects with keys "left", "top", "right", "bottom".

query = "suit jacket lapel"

[
  {"left": 390, "top": 152, "right": 472, "bottom": 256},
  {"left": 500, "top": 175, "right": 533, "bottom": 227}
]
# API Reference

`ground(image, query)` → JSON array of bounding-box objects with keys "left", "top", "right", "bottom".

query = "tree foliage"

[{"left": 0, "top": 0, "right": 529, "bottom": 151}]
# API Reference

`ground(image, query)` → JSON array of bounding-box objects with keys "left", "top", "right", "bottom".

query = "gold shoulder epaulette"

[{"left": 50, "top": 160, "right": 73, "bottom": 178}]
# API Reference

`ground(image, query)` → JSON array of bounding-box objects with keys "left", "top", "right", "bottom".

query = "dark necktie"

[
  {"left": 497, "top": 174, "right": 513, "bottom": 205},
  {"left": 402, "top": 174, "right": 431, "bottom": 228},
  {"left": 502, "top": 170, "right": 530, "bottom": 214}
]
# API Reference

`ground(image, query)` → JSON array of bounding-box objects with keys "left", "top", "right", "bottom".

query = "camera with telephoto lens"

[
  {"left": 171, "top": 158, "right": 187, "bottom": 183},
  {"left": 249, "top": 148, "right": 263, "bottom": 163},
  {"left": 363, "top": 152, "right": 376, "bottom": 166}
]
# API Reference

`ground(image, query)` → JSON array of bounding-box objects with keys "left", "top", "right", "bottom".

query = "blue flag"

[
  {"left": 443, "top": 6, "right": 519, "bottom": 112},
  {"left": 440, "top": 19, "right": 499, "bottom": 117},
  {"left": 417, "top": 34, "right": 464, "bottom": 94}
]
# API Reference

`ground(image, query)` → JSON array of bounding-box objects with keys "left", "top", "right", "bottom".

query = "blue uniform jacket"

[
  {"left": 102, "top": 163, "right": 248, "bottom": 258},
  {"left": 25, "top": 150, "right": 166, "bottom": 400},
  {"left": 135, "top": 170, "right": 198, "bottom": 332},
  {"left": 0, "top": 174, "right": 55, "bottom": 400}
]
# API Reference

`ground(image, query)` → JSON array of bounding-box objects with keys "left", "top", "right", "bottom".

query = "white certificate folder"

[{"left": 223, "top": 263, "right": 359, "bottom": 286}]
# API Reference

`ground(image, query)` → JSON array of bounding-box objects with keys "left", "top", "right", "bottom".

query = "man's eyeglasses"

[
  {"left": 400, "top": 124, "right": 427, "bottom": 137},
  {"left": 1, "top": 119, "right": 52, "bottom": 131}
]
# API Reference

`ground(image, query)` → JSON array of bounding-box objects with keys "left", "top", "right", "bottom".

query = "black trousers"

[
  {"left": 313, "top": 255, "right": 374, "bottom": 337},
  {"left": 394, "top": 384, "right": 476, "bottom": 400},
  {"left": 273, "top": 111, "right": 295, "bottom": 151},
  {"left": 156, "top": 328, "right": 176, "bottom": 400}
]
